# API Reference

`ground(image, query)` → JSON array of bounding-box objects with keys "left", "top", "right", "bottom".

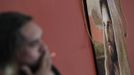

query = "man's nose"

[{"left": 40, "top": 43, "right": 48, "bottom": 53}]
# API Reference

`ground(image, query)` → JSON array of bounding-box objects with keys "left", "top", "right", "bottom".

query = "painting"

[{"left": 82, "top": 0, "right": 131, "bottom": 75}]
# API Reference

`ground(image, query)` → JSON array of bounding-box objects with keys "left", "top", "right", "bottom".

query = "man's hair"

[{"left": 0, "top": 12, "right": 32, "bottom": 64}]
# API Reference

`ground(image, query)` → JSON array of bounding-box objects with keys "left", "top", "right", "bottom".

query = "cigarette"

[{"left": 51, "top": 52, "right": 56, "bottom": 58}]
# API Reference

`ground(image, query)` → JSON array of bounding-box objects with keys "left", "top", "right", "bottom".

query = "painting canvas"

[{"left": 82, "top": 0, "right": 131, "bottom": 75}]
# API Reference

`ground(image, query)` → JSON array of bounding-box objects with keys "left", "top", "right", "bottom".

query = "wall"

[
  {"left": 121, "top": 0, "right": 134, "bottom": 75},
  {"left": 0, "top": 0, "right": 133, "bottom": 75},
  {"left": 0, "top": 0, "right": 96, "bottom": 75}
]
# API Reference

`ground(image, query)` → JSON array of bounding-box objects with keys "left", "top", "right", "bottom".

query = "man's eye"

[
  {"left": 29, "top": 43, "right": 37, "bottom": 47},
  {"left": 29, "top": 41, "right": 40, "bottom": 47}
]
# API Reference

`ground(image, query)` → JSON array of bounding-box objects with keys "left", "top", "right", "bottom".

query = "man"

[{"left": 0, "top": 12, "right": 60, "bottom": 75}]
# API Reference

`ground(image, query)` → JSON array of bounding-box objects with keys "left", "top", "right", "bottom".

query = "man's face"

[{"left": 16, "top": 21, "right": 46, "bottom": 65}]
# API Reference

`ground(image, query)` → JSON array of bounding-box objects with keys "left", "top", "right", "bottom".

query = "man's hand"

[
  {"left": 20, "top": 45, "right": 52, "bottom": 75},
  {"left": 35, "top": 45, "right": 52, "bottom": 75}
]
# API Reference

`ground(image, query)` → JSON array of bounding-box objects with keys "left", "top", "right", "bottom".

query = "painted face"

[{"left": 16, "top": 21, "right": 47, "bottom": 65}]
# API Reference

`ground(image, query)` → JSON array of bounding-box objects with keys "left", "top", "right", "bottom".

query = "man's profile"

[{"left": 0, "top": 12, "right": 60, "bottom": 75}]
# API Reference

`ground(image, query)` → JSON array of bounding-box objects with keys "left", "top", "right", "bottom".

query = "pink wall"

[
  {"left": 121, "top": 0, "right": 134, "bottom": 74},
  {"left": 0, "top": 0, "right": 96, "bottom": 75},
  {"left": 0, "top": 0, "right": 133, "bottom": 75}
]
